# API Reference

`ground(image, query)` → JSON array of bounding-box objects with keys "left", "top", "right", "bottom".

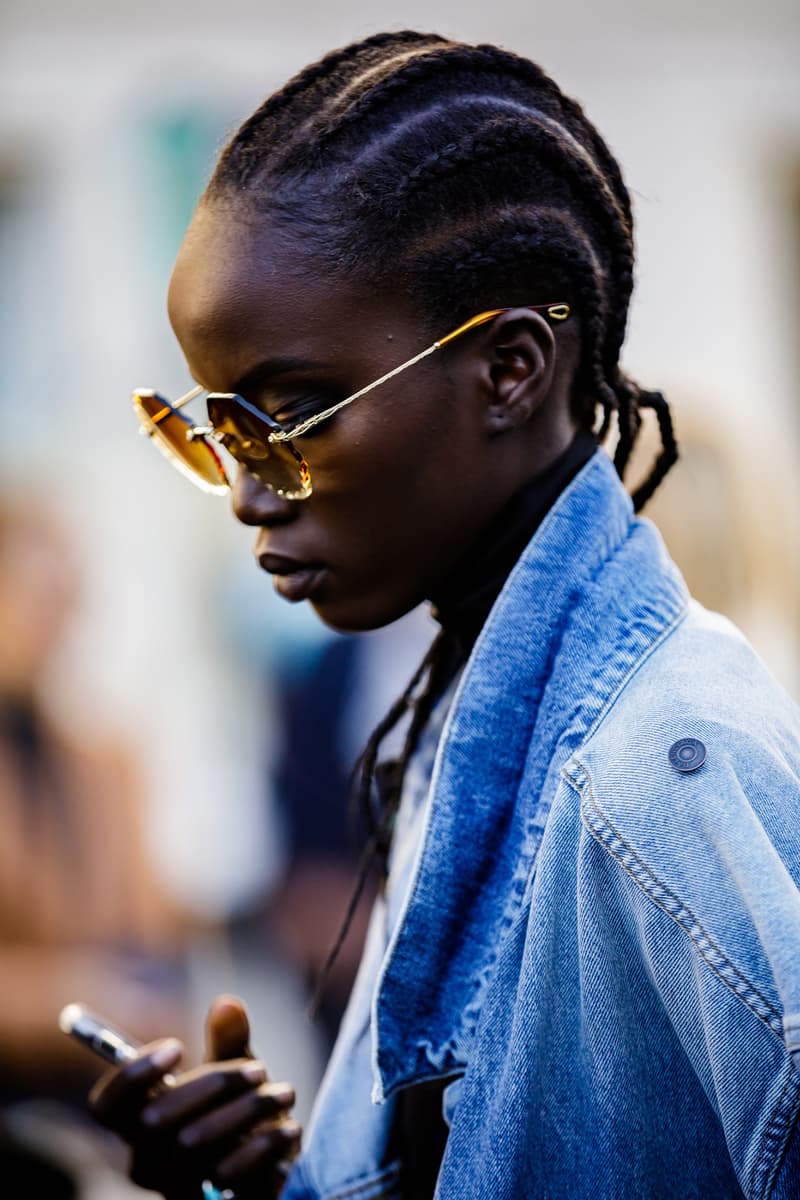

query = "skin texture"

[
  {"left": 169, "top": 203, "right": 582, "bottom": 632},
  {"left": 89, "top": 197, "right": 583, "bottom": 1195}
]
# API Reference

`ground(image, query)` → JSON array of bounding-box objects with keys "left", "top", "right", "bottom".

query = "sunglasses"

[{"left": 132, "top": 303, "right": 570, "bottom": 500}]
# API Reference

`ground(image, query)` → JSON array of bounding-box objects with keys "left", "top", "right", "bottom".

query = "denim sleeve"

[{"left": 574, "top": 771, "right": 800, "bottom": 1199}]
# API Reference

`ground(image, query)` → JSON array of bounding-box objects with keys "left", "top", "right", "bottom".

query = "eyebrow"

[{"left": 230, "top": 356, "right": 337, "bottom": 395}]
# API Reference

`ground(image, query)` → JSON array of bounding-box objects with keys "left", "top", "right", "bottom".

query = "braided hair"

[
  {"left": 204, "top": 33, "right": 680, "bottom": 991},
  {"left": 206, "top": 31, "right": 678, "bottom": 504}
]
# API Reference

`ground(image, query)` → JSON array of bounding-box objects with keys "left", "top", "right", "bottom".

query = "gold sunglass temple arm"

[
  {"left": 268, "top": 343, "right": 442, "bottom": 442},
  {"left": 271, "top": 302, "right": 570, "bottom": 443},
  {"left": 436, "top": 303, "right": 570, "bottom": 347},
  {"left": 134, "top": 384, "right": 206, "bottom": 437}
]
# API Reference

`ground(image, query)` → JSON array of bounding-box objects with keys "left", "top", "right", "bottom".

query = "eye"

[
  {"left": 274, "top": 393, "right": 328, "bottom": 422},
  {"left": 270, "top": 390, "right": 340, "bottom": 431}
]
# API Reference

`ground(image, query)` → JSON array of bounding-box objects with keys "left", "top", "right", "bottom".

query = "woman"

[{"left": 88, "top": 31, "right": 800, "bottom": 1199}]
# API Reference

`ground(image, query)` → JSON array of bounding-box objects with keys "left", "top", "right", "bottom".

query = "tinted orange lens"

[
  {"left": 206, "top": 395, "right": 312, "bottom": 500},
  {"left": 133, "top": 392, "right": 229, "bottom": 495}
]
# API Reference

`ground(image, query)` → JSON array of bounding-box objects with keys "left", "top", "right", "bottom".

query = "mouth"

[{"left": 257, "top": 551, "right": 327, "bottom": 603}]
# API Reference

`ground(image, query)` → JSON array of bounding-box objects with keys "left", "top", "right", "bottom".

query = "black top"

[{"left": 396, "top": 429, "right": 597, "bottom": 1197}]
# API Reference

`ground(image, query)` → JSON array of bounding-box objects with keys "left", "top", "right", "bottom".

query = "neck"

[{"left": 431, "top": 429, "right": 597, "bottom": 655}]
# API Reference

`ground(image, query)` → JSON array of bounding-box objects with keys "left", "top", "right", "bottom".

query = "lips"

[{"left": 257, "top": 552, "right": 326, "bottom": 603}]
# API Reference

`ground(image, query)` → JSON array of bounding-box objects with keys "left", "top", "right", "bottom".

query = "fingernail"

[
  {"left": 242, "top": 1061, "right": 267, "bottom": 1084},
  {"left": 281, "top": 1119, "right": 302, "bottom": 1140},
  {"left": 151, "top": 1039, "right": 182, "bottom": 1069},
  {"left": 271, "top": 1083, "right": 295, "bottom": 1105}
]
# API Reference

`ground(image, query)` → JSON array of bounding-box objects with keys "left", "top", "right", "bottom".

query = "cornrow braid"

[
  {"left": 208, "top": 30, "right": 674, "bottom": 503},
  {"left": 312, "top": 40, "right": 617, "bottom": 183},
  {"left": 411, "top": 210, "right": 618, "bottom": 446},
  {"left": 385, "top": 111, "right": 635, "bottom": 381},
  {"left": 214, "top": 31, "right": 447, "bottom": 190}
]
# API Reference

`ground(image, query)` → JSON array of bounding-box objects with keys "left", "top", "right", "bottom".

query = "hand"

[{"left": 89, "top": 995, "right": 301, "bottom": 1200}]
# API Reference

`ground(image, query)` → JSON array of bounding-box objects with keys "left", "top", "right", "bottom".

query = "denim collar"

[{"left": 371, "top": 449, "right": 689, "bottom": 1101}]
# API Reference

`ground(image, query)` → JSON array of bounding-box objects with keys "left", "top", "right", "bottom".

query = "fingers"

[
  {"left": 177, "top": 1080, "right": 296, "bottom": 1152},
  {"left": 205, "top": 994, "right": 252, "bottom": 1062},
  {"left": 134, "top": 1069, "right": 298, "bottom": 1199},
  {"left": 140, "top": 1060, "right": 278, "bottom": 1131},
  {"left": 89, "top": 1041, "right": 269, "bottom": 1143},
  {"left": 89, "top": 1038, "right": 184, "bottom": 1132},
  {"left": 213, "top": 1115, "right": 302, "bottom": 1193},
  {"left": 86, "top": 1008, "right": 298, "bottom": 1200},
  {"left": 124, "top": 1059, "right": 290, "bottom": 1197}
]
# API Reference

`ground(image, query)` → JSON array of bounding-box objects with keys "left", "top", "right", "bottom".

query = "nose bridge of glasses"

[
  {"left": 206, "top": 391, "right": 286, "bottom": 440},
  {"left": 186, "top": 424, "right": 215, "bottom": 441}
]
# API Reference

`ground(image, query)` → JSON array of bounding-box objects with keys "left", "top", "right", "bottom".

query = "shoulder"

[
  {"left": 559, "top": 600, "right": 800, "bottom": 1042},
  {"left": 563, "top": 598, "right": 800, "bottom": 875}
]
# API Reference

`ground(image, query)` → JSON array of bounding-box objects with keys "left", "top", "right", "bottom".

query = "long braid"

[
  {"left": 349, "top": 631, "right": 443, "bottom": 839},
  {"left": 631, "top": 390, "right": 679, "bottom": 510},
  {"left": 310, "top": 629, "right": 451, "bottom": 1014}
]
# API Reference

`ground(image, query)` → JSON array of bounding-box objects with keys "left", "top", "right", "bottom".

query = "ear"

[{"left": 477, "top": 307, "right": 557, "bottom": 436}]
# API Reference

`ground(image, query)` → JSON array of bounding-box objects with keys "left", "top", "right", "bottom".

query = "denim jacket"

[{"left": 284, "top": 450, "right": 800, "bottom": 1200}]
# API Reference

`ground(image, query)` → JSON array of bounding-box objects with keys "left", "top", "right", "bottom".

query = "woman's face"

[{"left": 168, "top": 205, "right": 530, "bottom": 631}]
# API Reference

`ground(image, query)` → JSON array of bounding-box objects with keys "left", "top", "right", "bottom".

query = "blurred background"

[{"left": 0, "top": 0, "right": 798, "bottom": 1194}]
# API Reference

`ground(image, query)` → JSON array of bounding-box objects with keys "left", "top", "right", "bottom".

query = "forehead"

[{"left": 168, "top": 203, "right": 417, "bottom": 389}]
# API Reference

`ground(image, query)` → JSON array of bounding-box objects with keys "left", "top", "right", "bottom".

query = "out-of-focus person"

[{"left": 0, "top": 497, "right": 189, "bottom": 1192}]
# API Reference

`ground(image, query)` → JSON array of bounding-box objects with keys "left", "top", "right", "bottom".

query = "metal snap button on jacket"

[{"left": 668, "top": 737, "right": 707, "bottom": 773}]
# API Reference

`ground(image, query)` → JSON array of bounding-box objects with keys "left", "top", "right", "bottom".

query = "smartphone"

[
  {"left": 59, "top": 1002, "right": 233, "bottom": 1200},
  {"left": 59, "top": 1002, "right": 142, "bottom": 1065}
]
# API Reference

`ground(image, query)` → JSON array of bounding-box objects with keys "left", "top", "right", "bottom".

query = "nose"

[{"left": 232, "top": 467, "right": 299, "bottom": 527}]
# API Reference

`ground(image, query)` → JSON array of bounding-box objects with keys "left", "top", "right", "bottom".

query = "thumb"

[{"left": 204, "top": 993, "right": 253, "bottom": 1063}]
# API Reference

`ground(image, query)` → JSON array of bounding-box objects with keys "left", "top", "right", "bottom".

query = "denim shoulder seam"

[{"left": 571, "top": 763, "right": 784, "bottom": 1040}]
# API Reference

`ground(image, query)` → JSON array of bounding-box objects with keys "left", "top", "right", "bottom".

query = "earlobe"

[{"left": 482, "top": 311, "right": 556, "bottom": 436}]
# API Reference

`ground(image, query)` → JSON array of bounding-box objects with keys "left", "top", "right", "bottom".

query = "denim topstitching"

[
  {"left": 571, "top": 766, "right": 800, "bottom": 1199},
  {"left": 573, "top": 766, "right": 783, "bottom": 1036}
]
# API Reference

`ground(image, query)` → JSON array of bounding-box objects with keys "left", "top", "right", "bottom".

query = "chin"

[{"left": 309, "top": 591, "right": 420, "bottom": 634}]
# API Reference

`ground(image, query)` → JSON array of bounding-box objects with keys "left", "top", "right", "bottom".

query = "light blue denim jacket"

[{"left": 284, "top": 450, "right": 800, "bottom": 1200}]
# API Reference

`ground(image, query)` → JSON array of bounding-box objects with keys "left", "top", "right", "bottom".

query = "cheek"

[
  {"left": 305, "top": 431, "right": 447, "bottom": 563},
  {"left": 302, "top": 392, "right": 458, "bottom": 513},
  {"left": 302, "top": 444, "right": 490, "bottom": 633}
]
